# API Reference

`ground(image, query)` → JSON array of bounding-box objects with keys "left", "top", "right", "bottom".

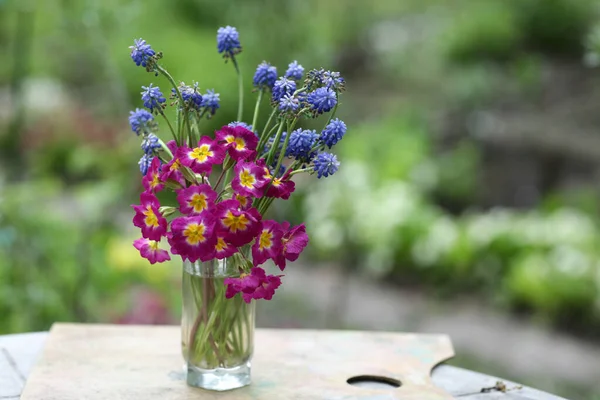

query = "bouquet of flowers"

[{"left": 127, "top": 26, "right": 346, "bottom": 390}]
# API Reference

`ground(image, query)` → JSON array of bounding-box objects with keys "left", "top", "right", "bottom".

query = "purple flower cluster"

[
  {"left": 130, "top": 39, "right": 155, "bottom": 67},
  {"left": 141, "top": 84, "right": 165, "bottom": 112},
  {"left": 313, "top": 152, "right": 339, "bottom": 178},
  {"left": 272, "top": 77, "right": 296, "bottom": 102},
  {"left": 253, "top": 62, "right": 277, "bottom": 89},
  {"left": 217, "top": 26, "right": 242, "bottom": 58},
  {"left": 285, "top": 60, "right": 304, "bottom": 81},
  {"left": 286, "top": 129, "right": 318, "bottom": 160},
  {"left": 320, "top": 118, "right": 346, "bottom": 148},
  {"left": 129, "top": 108, "right": 155, "bottom": 136},
  {"left": 307, "top": 87, "right": 337, "bottom": 114}
]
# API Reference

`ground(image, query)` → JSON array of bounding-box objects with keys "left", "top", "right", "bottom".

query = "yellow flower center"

[
  {"left": 215, "top": 237, "right": 228, "bottom": 251},
  {"left": 222, "top": 211, "right": 249, "bottom": 232},
  {"left": 150, "top": 173, "right": 160, "bottom": 188},
  {"left": 143, "top": 205, "right": 159, "bottom": 227},
  {"left": 149, "top": 240, "right": 159, "bottom": 251},
  {"left": 236, "top": 194, "right": 248, "bottom": 208},
  {"left": 183, "top": 223, "right": 206, "bottom": 245},
  {"left": 259, "top": 230, "right": 273, "bottom": 250},
  {"left": 190, "top": 145, "right": 213, "bottom": 162},
  {"left": 189, "top": 193, "right": 208, "bottom": 213},
  {"left": 170, "top": 159, "right": 181, "bottom": 171},
  {"left": 240, "top": 169, "right": 256, "bottom": 188},
  {"left": 233, "top": 137, "right": 246, "bottom": 150}
]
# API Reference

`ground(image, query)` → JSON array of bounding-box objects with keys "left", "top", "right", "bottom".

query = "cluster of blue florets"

[
  {"left": 129, "top": 108, "right": 161, "bottom": 174},
  {"left": 253, "top": 62, "right": 278, "bottom": 90},
  {"left": 128, "top": 25, "right": 346, "bottom": 179},
  {"left": 217, "top": 26, "right": 242, "bottom": 59}
]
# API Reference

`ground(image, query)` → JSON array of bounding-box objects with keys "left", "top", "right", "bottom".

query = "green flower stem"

[
  {"left": 251, "top": 89, "right": 263, "bottom": 133},
  {"left": 266, "top": 120, "right": 286, "bottom": 166},
  {"left": 257, "top": 116, "right": 280, "bottom": 157},
  {"left": 323, "top": 93, "right": 339, "bottom": 127},
  {"left": 185, "top": 268, "right": 253, "bottom": 368},
  {"left": 157, "top": 138, "right": 173, "bottom": 159},
  {"left": 158, "top": 111, "right": 177, "bottom": 142},
  {"left": 157, "top": 65, "right": 186, "bottom": 145},
  {"left": 273, "top": 117, "right": 298, "bottom": 173},
  {"left": 231, "top": 56, "right": 244, "bottom": 122},
  {"left": 261, "top": 108, "right": 277, "bottom": 137},
  {"left": 289, "top": 167, "right": 314, "bottom": 176}
]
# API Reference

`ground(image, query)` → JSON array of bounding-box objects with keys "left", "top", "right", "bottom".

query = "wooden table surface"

[{"left": 1, "top": 330, "right": 567, "bottom": 400}]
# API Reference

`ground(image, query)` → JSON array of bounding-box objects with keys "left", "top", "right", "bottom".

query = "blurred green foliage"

[{"left": 303, "top": 114, "right": 600, "bottom": 335}]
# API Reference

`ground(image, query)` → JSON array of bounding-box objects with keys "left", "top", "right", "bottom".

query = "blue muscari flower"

[
  {"left": 279, "top": 94, "right": 300, "bottom": 112},
  {"left": 217, "top": 26, "right": 242, "bottom": 58},
  {"left": 175, "top": 82, "right": 203, "bottom": 109},
  {"left": 323, "top": 70, "right": 345, "bottom": 91},
  {"left": 285, "top": 60, "right": 304, "bottom": 81},
  {"left": 307, "top": 87, "right": 337, "bottom": 114},
  {"left": 141, "top": 84, "right": 166, "bottom": 112},
  {"left": 313, "top": 152, "right": 340, "bottom": 178},
  {"left": 228, "top": 121, "right": 254, "bottom": 131},
  {"left": 253, "top": 62, "right": 277, "bottom": 89},
  {"left": 286, "top": 129, "right": 318, "bottom": 159},
  {"left": 128, "top": 108, "right": 154, "bottom": 136},
  {"left": 305, "top": 68, "right": 326, "bottom": 89},
  {"left": 201, "top": 89, "right": 220, "bottom": 115},
  {"left": 272, "top": 77, "right": 296, "bottom": 102},
  {"left": 130, "top": 38, "right": 155, "bottom": 67},
  {"left": 320, "top": 118, "right": 347, "bottom": 148},
  {"left": 138, "top": 154, "right": 153, "bottom": 175},
  {"left": 141, "top": 133, "right": 161, "bottom": 155}
]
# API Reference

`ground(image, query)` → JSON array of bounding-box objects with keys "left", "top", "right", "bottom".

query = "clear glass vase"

[{"left": 181, "top": 256, "right": 255, "bottom": 391}]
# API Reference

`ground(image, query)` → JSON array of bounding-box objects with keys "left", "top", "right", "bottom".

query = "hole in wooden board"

[{"left": 347, "top": 375, "right": 402, "bottom": 389}]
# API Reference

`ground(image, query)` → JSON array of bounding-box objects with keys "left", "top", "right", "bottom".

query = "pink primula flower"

[
  {"left": 133, "top": 238, "right": 171, "bottom": 264},
  {"left": 274, "top": 222, "right": 309, "bottom": 271},
  {"left": 231, "top": 161, "right": 268, "bottom": 198},
  {"left": 257, "top": 159, "right": 295, "bottom": 199},
  {"left": 142, "top": 157, "right": 164, "bottom": 193},
  {"left": 224, "top": 267, "right": 282, "bottom": 303},
  {"left": 132, "top": 192, "right": 168, "bottom": 241},
  {"left": 234, "top": 193, "right": 253, "bottom": 210},
  {"left": 266, "top": 177, "right": 295, "bottom": 199},
  {"left": 205, "top": 232, "right": 238, "bottom": 260},
  {"left": 159, "top": 141, "right": 186, "bottom": 187},
  {"left": 177, "top": 136, "right": 225, "bottom": 174},
  {"left": 167, "top": 214, "right": 216, "bottom": 263},
  {"left": 252, "top": 220, "right": 284, "bottom": 266},
  {"left": 215, "top": 200, "right": 262, "bottom": 247},
  {"left": 216, "top": 126, "right": 258, "bottom": 161},
  {"left": 177, "top": 184, "right": 217, "bottom": 215}
]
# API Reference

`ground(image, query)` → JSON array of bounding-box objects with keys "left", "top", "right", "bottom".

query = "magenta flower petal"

[
  {"left": 177, "top": 184, "right": 217, "bottom": 215},
  {"left": 273, "top": 222, "right": 309, "bottom": 271},
  {"left": 231, "top": 161, "right": 268, "bottom": 198},
  {"left": 252, "top": 220, "right": 284, "bottom": 266},
  {"left": 142, "top": 157, "right": 165, "bottom": 193},
  {"left": 133, "top": 238, "right": 171, "bottom": 264},
  {"left": 283, "top": 224, "right": 309, "bottom": 261},
  {"left": 266, "top": 178, "right": 295, "bottom": 199},
  {"left": 177, "top": 136, "right": 225, "bottom": 174},
  {"left": 234, "top": 194, "right": 253, "bottom": 210},
  {"left": 167, "top": 214, "right": 216, "bottom": 263},
  {"left": 216, "top": 126, "right": 258, "bottom": 161},
  {"left": 132, "top": 192, "right": 168, "bottom": 241},
  {"left": 215, "top": 202, "right": 262, "bottom": 247}
]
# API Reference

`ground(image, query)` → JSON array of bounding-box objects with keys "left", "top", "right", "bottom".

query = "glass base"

[{"left": 186, "top": 361, "right": 251, "bottom": 391}]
